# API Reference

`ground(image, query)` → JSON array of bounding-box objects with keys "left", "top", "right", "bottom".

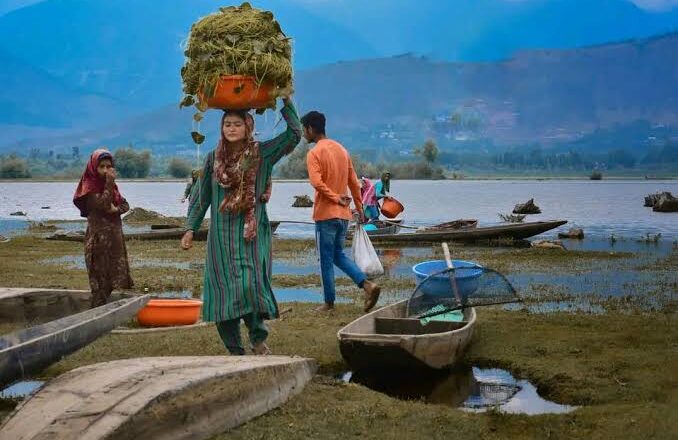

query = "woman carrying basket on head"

[{"left": 180, "top": 97, "right": 302, "bottom": 356}]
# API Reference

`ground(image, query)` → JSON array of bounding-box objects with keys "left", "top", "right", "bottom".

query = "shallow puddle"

[
  {"left": 152, "top": 288, "right": 353, "bottom": 304},
  {"left": 153, "top": 290, "right": 194, "bottom": 299},
  {"left": 41, "top": 254, "right": 86, "bottom": 269},
  {"left": 276, "top": 287, "right": 352, "bottom": 304},
  {"left": 0, "top": 381, "right": 44, "bottom": 399},
  {"left": 341, "top": 366, "right": 575, "bottom": 415}
]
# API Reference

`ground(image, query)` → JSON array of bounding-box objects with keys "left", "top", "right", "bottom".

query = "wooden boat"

[
  {"left": 270, "top": 221, "right": 280, "bottom": 233},
  {"left": 46, "top": 228, "right": 208, "bottom": 242},
  {"left": 0, "top": 356, "right": 316, "bottom": 440},
  {"left": 418, "top": 219, "right": 478, "bottom": 232},
  {"left": 0, "top": 288, "right": 131, "bottom": 324},
  {"left": 348, "top": 220, "right": 401, "bottom": 238},
  {"left": 150, "top": 224, "right": 181, "bottom": 230},
  {"left": 338, "top": 299, "right": 476, "bottom": 371},
  {"left": 0, "top": 295, "right": 149, "bottom": 388},
  {"left": 47, "top": 221, "right": 280, "bottom": 242},
  {"left": 367, "top": 220, "right": 567, "bottom": 244}
]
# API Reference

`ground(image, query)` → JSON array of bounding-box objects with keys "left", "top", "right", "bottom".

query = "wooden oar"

[{"left": 442, "top": 242, "right": 463, "bottom": 307}]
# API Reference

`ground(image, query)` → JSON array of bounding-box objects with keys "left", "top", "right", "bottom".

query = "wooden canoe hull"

[
  {"left": 0, "top": 295, "right": 149, "bottom": 388},
  {"left": 0, "top": 288, "right": 132, "bottom": 323},
  {"left": 337, "top": 300, "right": 476, "bottom": 371},
  {"left": 0, "top": 356, "right": 316, "bottom": 440},
  {"left": 419, "top": 219, "right": 478, "bottom": 232},
  {"left": 47, "top": 221, "right": 280, "bottom": 242},
  {"left": 368, "top": 220, "right": 567, "bottom": 244},
  {"left": 348, "top": 223, "right": 400, "bottom": 239}
]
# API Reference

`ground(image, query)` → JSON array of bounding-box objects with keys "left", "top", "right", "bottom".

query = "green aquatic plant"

[{"left": 180, "top": 2, "right": 292, "bottom": 114}]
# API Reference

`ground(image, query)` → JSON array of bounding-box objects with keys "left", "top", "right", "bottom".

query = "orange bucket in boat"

[
  {"left": 381, "top": 197, "right": 404, "bottom": 218},
  {"left": 200, "top": 75, "right": 275, "bottom": 110},
  {"left": 137, "top": 299, "right": 202, "bottom": 327}
]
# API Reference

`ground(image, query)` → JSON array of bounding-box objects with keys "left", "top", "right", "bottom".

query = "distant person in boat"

[
  {"left": 302, "top": 110, "right": 381, "bottom": 313},
  {"left": 73, "top": 149, "right": 133, "bottom": 308},
  {"left": 180, "top": 97, "right": 301, "bottom": 356},
  {"left": 360, "top": 177, "right": 379, "bottom": 221},
  {"left": 375, "top": 171, "right": 391, "bottom": 201},
  {"left": 181, "top": 169, "right": 200, "bottom": 203}
]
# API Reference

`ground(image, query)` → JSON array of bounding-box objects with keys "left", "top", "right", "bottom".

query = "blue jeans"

[{"left": 315, "top": 219, "right": 367, "bottom": 305}]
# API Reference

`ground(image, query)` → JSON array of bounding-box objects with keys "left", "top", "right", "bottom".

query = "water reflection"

[
  {"left": 276, "top": 287, "right": 351, "bottom": 304},
  {"left": 0, "top": 381, "right": 44, "bottom": 399},
  {"left": 343, "top": 366, "right": 575, "bottom": 415}
]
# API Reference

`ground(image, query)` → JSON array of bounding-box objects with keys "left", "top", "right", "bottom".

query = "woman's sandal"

[{"left": 251, "top": 342, "right": 271, "bottom": 356}]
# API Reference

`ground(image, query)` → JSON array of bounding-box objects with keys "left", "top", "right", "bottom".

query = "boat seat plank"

[{"left": 374, "top": 317, "right": 466, "bottom": 335}]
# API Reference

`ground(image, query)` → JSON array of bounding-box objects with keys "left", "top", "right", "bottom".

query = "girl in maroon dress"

[{"left": 73, "top": 149, "right": 133, "bottom": 307}]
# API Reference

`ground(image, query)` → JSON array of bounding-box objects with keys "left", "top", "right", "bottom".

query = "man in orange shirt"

[{"left": 302, "top": 111, "right": 381, "bottom": 312}]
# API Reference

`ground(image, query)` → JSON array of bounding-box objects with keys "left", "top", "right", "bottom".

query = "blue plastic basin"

[{"left": 412, "top": 260, "right": 483, "bottom": 299}]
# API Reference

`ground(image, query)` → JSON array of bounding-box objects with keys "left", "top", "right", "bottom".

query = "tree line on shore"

[{"left": 1, "top": 138, "right": 676, "bottom": 179}]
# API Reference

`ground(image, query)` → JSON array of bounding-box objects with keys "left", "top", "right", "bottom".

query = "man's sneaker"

[{"left": 314, "top": 303, "right": 335, "bottom": 313}]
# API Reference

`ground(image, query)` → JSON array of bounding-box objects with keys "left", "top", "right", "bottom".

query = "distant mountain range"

[
  {"left": 0, "top": 0, "right": 676, "bottom": 155},
  {"left": 3, "top": 32, "right": 676, "bottom": 156}
]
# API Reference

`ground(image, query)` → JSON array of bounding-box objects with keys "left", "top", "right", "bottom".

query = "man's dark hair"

[{"left": 300, "top": 111, "right": 326, "bottom": 135}]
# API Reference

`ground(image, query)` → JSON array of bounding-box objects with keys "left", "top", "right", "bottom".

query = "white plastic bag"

[{"left": 352, "top": 224, "right": 384, "bottom": 278}]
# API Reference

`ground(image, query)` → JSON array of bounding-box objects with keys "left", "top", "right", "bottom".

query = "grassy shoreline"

[
  {"left": 1, "top": 175, "right": 676, "bottom": 183},
  {"left": 0, "top": 233, "right": 676, "bottom": 439}
]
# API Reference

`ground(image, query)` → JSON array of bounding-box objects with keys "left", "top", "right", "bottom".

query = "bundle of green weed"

[{"left": 180, "top": 2, "right": 292, "bottom": 111}]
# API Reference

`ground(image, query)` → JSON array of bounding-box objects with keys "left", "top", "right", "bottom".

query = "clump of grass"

[
  {"left": 180, "top": 2, "right": 293, "bottom": 113},
  {"left": 27, "top": 222, "right": 57, "bottom": 233},
  {"left": 498, "top": 213, "right": 525, "bottom": 223},
  {"left": 123, "top": 207, "right": 170, "bottom": 224}
]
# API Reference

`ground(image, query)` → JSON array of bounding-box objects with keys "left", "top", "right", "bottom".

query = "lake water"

[{"left": 1, "top": 180, "right": 677, "bottom": 239}]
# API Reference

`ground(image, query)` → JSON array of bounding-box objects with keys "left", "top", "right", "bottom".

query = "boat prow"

[
  {"left": 0, "top": 356, "right": 316, "bottom": 440},
  {"left": 337, "top": 299, "right": 476, "bottom": 371},
  {"left": 0, "top": 295, "right": 149, "bottom": 388}
]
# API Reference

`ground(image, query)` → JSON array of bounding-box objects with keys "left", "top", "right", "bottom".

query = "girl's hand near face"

[{"left": 105, "top": 168, "right": 117, "bottom": 182}]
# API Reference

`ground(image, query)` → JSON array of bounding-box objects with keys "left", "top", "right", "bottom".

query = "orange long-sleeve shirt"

[{"left": 306, "top": 138, "right": 363, "bottom": 222}]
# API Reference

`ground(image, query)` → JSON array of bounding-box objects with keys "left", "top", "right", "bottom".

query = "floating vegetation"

[
  {"left": 122, "top": 207, "right": 167, "bottom": 224},
  {"left": 27, "top": 222, "right": 57, "bottom": 233},
  {"left": 180, "top": 2, "right": 293, "bottom": 131},
  {"left": 499, "top": 213, "right": 526, "bottom": 223},
  {"left": 637, "top": 232, "right": 662, "bottom": 244}
]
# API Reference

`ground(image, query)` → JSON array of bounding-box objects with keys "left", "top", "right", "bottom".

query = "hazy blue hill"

[
  {"left": 0, "top": 47, "right": 127, "bottom": 130},
  {"left": 0, "top": 0, "right": 378, "bottom": 111},
  {"left": 1, "top": 0, "right": 676, "bottom": 115},
  {"left": 294, "top": 32, "right": 678, "bottom": 144},
  {"left": 3, "top": 32, "right": 677, "bottom": 154},
  {"left": 291, "top": 0, "right": 678, "bottom": 61}
]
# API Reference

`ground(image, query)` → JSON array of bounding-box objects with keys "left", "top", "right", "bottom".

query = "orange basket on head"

[
  {"left": 200, "top": 75, "right": 275, "bottom": 110},
  {"left": 137, "top": 299, "right": 203, "bottom": 327},
  {"left": 381, "top": 197, "right": 404, "bottom": 218}
]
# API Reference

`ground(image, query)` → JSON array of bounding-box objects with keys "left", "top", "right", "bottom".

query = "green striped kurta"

[{"left": 186, "top": 102, "right": 302, "bottom": 322}]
